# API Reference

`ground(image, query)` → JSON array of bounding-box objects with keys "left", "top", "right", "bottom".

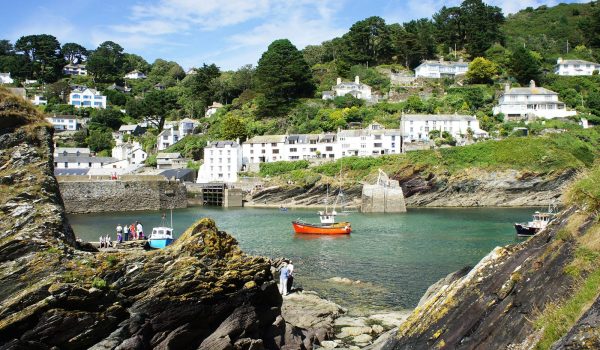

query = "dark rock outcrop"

[
  {"left": 379, "top": 206, "right": 600, "bottom": 349},
  {"left": 0, "top": 89, "right": 315, "bottom": 349}
]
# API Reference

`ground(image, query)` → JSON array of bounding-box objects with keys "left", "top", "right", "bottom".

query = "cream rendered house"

[{"left": 493, "top": 81, "right": 577, "bottom": 120}]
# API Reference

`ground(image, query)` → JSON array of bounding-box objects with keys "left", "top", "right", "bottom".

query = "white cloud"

[
  {"left": 8, "top": 7, "right": 83, "bottom": 46},
  {"left": 104, "top": 0, "right": 347, "bottom": 70}
]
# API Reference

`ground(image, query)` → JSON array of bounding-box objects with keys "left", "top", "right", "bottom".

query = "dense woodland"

[{"left": 1, "top": 0, "right": 600, "bottom": 159}]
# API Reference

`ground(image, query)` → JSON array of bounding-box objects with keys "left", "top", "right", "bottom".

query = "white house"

[
  {"left": 179, "top": 118, "right": 200, "bottom": 136},
  {"left": 326, "top": 76, "right": 373, "bottom": 101},
  {"left": 157, "top": 128, "right": 180, "bottom": 151},
  {"left": 112, "top": 141, "right": 147, "bottom": 165},
  {"left": 118, "top": 124, "right": 146, "bottom": 137},
  {"left": 156, "top": 153, "right": 187, "bottom": 170},
  {"left": 124, "top": 70, "right": 147, "bottom": 79},
  {"left": 69, "top": 88, "right": 107, "bottom": 109},
  {"left": 53, "top": 155, "right": 121, "bottom": 169},
  {"left": 31, "top": 95, "right": 47, "bottom": 106},
  {"left": 400, "top": 114, "right": 488, "bottom": 142},
  {"left": 45, "top": 114, "right": 85, "bottom": 131},
  {"left": 415, "top": 59, "right": 469, "bottom": 78},
  {"left": 0, "top": 73, "right": 14, "bottom": 84},
  {"left": 284, "top": 134, "right": 338, "bottom": 161},
  {"left": 242, "top": 135, "right": 287, "bottom": 165},
  {"left": 555, "top": 58, "right": 600, "bottom": 76},
  {"left": 205, "top": 102, "right": 223, "bottom": 117},
  {"left": 337, "top": 123, "right": 402, "bottom": 157},
  {"left": 493, "top": 81, "right": 577, "bottom": 120},
  {"left": 53, "top": 147, "right": 91, "bottom": 158},
  {"left": 197, "top": 140, "right": 243, "bottom": 183},
  {"left": 63, "top": 64, "right": 87, "bottom": 76}
]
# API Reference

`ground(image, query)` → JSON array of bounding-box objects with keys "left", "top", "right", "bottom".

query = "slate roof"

[
  {"left": 245, "top": 135, "right": 287, "bottom": 144},
  {"left": 402, "top": 114, "right": 477, "bottom": 121},
  {"left": 208, "top": 141, "right": 240, "bottom": 148},
  {"left": 54, "top": 156, "right": 117, "bottom": 163}
]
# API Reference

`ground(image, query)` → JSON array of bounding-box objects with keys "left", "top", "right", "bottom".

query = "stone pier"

[{"left": 361, "top": 169, "right": 407, "bottom": 213}]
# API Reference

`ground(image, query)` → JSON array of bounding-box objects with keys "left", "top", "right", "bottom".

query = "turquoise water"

[{"left": 67, "top": 207, "right": 533, "bottom": 312}]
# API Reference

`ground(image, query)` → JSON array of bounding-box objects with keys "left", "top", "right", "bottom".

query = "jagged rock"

[
  {"left": 320, "top": 340, "right": 338, "bottom": 349},
  {"left": 381, "top": 207, "right": 599, "bottom": 349},
  {"left": 336, "top": 327, "right": 372, "bottom": 339},
  {"left": 334, "top": 317, "right": 367, "bottom": 328},
  {"left": 0, "top": 91, "right": 296, "bottom": 350},
  {"left": 417, "top": 266, "right": 471, "bottom": 307},
  {"left": 352, "top": 333, "right": 372, "bottom": 345},
  {"left": 551, "top": 296, "right": 600, "bottom": 349},
  {"left": 367, "top": 312, "right": 411, "bottom": 328}
]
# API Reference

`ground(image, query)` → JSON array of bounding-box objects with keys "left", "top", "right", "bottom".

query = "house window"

[
  {"left": 360, "top": 144, "right": 366, "bottom": 149},
  {"left": 374, "top": 135, "right": 382, "bottom": 140},
  {"left": 374, "top": 143, "right": 382, "bottom": 148},
  {"left": 290, "top": 148, "right": 297, "bottom": 152},
  {"left": 326, "top": 146, "right": 333, "bottom": 151},
  {"left": 273, "top": 149, "right": 279, "bottom": 154},
  {"left": 271, "top": 143, "right": 277, "bottom": 147}
]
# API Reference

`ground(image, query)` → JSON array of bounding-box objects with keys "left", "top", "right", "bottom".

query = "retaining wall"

[{"left": 58, "top": 179, "right": 187, "bottom": 213}]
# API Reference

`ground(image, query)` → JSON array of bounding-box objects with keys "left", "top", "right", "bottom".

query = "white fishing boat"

[{"left": 149, "top": 210, "right": 175, "bottom": 249}]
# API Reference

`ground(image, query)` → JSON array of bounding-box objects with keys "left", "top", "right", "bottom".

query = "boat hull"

[
  {"left": 292, "top": 221, "right": 351, "bottom": 235},
  {"left": 148, "top": 238, "right": 174, "bottom": 249},
  {"left": 514, "top": 223, "right": 539, "bottom": 237}
]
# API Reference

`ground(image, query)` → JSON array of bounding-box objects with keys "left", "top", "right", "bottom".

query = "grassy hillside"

[{"left": 502, "top": 2, "right": 598, "bottom": 59}]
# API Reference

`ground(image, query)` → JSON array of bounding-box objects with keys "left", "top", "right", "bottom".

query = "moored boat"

[
  {"left": 149, "top": 211, "right": 175, "bottom": 249},
  {"left": 291, "top": 186, "right": 352, "bottom": 235},
  {"left": 148, "top": 227, "right": 174, "bottom": 248},
  {"left": 292, "top": 219, "right": 352, "bottom": 235},
  {"left": 514, "top": 206, "right": 556, "bottom": 237}
]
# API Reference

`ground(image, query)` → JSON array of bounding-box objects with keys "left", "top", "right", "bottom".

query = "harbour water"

[{"left": 68, "top": 207, "right": 534, "bottom": 313}]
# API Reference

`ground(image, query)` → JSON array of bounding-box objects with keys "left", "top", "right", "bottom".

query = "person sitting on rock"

[
  {"left": 106, "top": 235, "right": 112, "bottom": 248},
  {"left": 99, "top": 235, "right": 104, "bottom": 248}
]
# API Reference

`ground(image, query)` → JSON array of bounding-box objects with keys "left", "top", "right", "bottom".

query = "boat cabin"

[
  {"left": 318, "top": 210, "right": 338, "bottom": 225},
  {"left": 151, "top": 227, "right": 173, "bottom": 240}
]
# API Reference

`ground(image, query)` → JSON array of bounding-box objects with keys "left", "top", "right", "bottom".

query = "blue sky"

[{"left": 2, "top": 0, "right": 589, "bottom": 71}]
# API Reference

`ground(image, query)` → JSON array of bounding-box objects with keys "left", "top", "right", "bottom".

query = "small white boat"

[
  {"left": 149, "top": 210, "right": 175, "bottom": 249},
  {"left": 148, "top": 227, "right": 174, "bottom": 249}
]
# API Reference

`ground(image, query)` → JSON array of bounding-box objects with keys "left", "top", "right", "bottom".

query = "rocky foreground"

[{"left": 0, "top": 90, "right": 341, "bottom": 349}]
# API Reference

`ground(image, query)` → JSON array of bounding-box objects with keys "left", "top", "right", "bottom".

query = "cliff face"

[
  {"left": 0, "top": 90, "right": 316, "bottom": 349},
  {"left": 379, "top": 205, "right": 600, "bottom": 349},
  {"left": 250, "top": 167, "right": 573, "bottom": 208}
]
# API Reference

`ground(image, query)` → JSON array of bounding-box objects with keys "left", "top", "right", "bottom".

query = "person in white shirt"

[
  {"left": 286, "top": 260, "right": 294, "bottom": 293},
  {"left": 136, "top": 222, "right": 144, "bottom": 239}
]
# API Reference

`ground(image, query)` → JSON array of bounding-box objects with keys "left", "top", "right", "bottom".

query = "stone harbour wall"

[{"left": 58, "top": 179, "right": 187, "bottom": 213}]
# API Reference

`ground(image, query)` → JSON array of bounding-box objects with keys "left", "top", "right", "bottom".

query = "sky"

[{"left": 1, "top": 0, "right": 590, "bottom": 71}]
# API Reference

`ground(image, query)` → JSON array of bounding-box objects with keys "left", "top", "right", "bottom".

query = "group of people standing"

[
  {"left": 98, "top": 221, "right": 144, "bottom": 249},
  {"left": 279, "top": 260, "right": 294, "bottom": 296}
]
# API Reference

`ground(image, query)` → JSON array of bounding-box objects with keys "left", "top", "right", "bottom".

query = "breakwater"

[{"left": 57, "top": 176, "right": 187, "bottom": 213}]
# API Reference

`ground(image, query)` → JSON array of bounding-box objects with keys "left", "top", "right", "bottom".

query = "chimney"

[
  {"left": 504, "top": 83, "right": 510, "bottom": 92},
  {"left": 207, "top": 141, "right": 210, "bottom": 146},
  {"left": 355, "top": 76, "right": 360, "bottom": 84},
  {"left": 236, "top": 137, "right": 240, "bottom": 145},
  {"left": 557, "top": 57, "right": 563, "bottom": 64},
  {"left": 336, "top": 77, "right": 341, "bottom": 85},
  {"left": 530, "top": 80, "right": 536, "bottom": 88}
]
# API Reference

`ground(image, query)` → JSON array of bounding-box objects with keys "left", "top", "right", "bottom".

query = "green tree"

[
  {"left": 342, "top": 16, "right": 392, "bottom": 66},
  {"left": 89, "top": 109, "right": 124, "bottom": 130},
  {"left": 86, "top": 129, "right": 114, "bottom": 153},
  {"left": 255, "top": 39, "right": 315, "bottom": 117},
  {"left": 433, "top": 0, "right": 504, "bottom": 57},
  {"left": 220, "top": 115, "right": 248, "bottom": 141},
  {"left": 61, "top": 42, "right": 88, "bottom": 63},
  {"left": 14, "top": 34, "right": 64, "bottom": 82},
  {"left": 302, "top": 45, "right": 327, "bottom": 67},
  {"left": 122, "top": 53, "right": 150, "bottom": 74},
  {"left": 509, "top": 47, "right": 542, "bottom": 85},
  {"left": 182, "top": 63, "right": 221, "bottom": 112},
  {"left": 87, "top": 41, "right": 125, "bottom": 82},
  {"left": 466, "top": 57, "right": 498, "bottom": 84}
]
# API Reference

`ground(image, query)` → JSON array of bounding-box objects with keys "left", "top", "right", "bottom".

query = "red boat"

[{"left": 292, "top": 220, "right": 352, "bottom": 235}]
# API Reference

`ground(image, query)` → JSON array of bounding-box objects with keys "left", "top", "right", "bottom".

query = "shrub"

[
  {"left": 91, "top": 277, "right": 107, "bottom": 289},
  {"left": 259, "top": 160, "right": 310, "bottom": 176}
]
